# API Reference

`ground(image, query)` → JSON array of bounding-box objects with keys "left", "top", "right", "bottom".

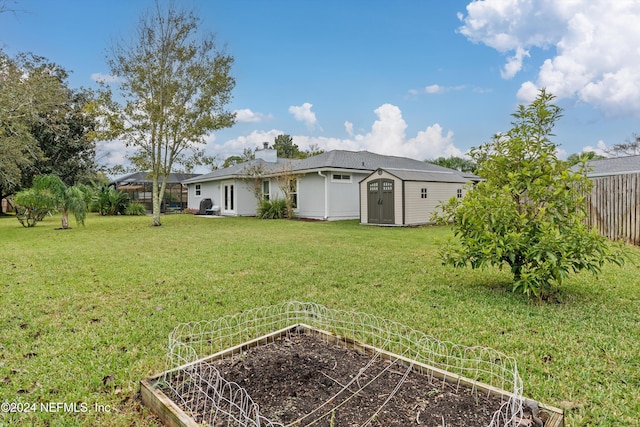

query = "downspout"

[{"left": 318, "top": 171, "right": 329, "bottom": 220}]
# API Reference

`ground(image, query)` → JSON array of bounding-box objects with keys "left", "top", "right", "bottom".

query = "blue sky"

[{"left": 2, "top": 0, "right": 639, "bottom": 169}]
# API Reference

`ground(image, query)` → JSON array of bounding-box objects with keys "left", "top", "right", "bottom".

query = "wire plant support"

[{"left": 141, "top": 301, "right": 562, "bottom": 427}]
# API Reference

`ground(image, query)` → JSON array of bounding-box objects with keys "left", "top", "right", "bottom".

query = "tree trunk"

[
  {"left": 152, "top": 175, "right": 162, "bottom": 226},
  {"left": 61, "top": 210, "right": 69, "bottom": 229}
]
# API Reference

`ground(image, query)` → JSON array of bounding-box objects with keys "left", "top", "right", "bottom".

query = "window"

[
  {"left": 224, "top": 184, "right": 234, "bottom": 211},
  {"left": 457, "top": 188, "right": 463, "bottom": 199},
  {"left": 289, "top": 179, "right": 298, "bottom": 209},
  {"left": 195, "top": 184, "right": 201, "bottom": 196},
  {"left": 331, "top": 174, "right": 352, "bottom": 183},
  {"left": 262, "top": 180, "right": 270, "bottom": 200},
  {"left": 421, "top": 188, "right": 428, "bottom": 199}
]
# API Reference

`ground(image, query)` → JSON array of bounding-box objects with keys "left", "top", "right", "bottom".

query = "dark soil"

[{"left": 162, "top": 333, "right": 517, "bottom": 426}]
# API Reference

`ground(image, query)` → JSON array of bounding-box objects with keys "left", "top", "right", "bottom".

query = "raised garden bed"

[
  {"left": 142, "top": 316, "right": 564, "bottom": 427},
  {"left": 141, "top": 302, "right": 564, "bottom": 427}
]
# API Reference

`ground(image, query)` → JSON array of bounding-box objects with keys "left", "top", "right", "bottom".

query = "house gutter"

[{"left": 318, "top": 171, "right": 329, "bottom": 220}]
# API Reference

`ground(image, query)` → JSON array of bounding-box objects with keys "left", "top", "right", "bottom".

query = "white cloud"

[
  {"left": 501, "top": 47, "right": 530, "bottom": 79},
  {"left": 582, "top": 139, "right": 609, "bottom": 156},
  {"left": 288, "top": 102, "right": 319, "bottom": 130},
  {"left": 425, "top": 84, "right": 446, "bottom": 94},
  {"left": 460, "top": 0, "right": 640, "bottom": 117},
  {"left": 410, "top": 84, "right": 466, "bottom": 95},
  {"left": 293, "top": 104, "right": 462, "bottom": 161},
  {"left": 344, "top": 121, "right": 354, "bottom": 136},
  {"left": 91, "top": 73, "right": 121, "bottom": 83},
  {"left": 458, "top": 0, "right": 564, "bottom": 52},
  {"left": 214, "top": 104, "right": 464, "bottom": 162},
  {"left": 233, "top": 108, "right": 274, "bottom": 123},
  {"left": 217, "top": 129, "right": 283, "bottom": 154}
]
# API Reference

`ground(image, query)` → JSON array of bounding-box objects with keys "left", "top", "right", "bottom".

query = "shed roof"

[{"left": 375, "top": 168, "right": 469, "bottom": 184}]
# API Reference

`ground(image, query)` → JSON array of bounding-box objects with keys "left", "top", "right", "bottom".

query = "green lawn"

[{"left": 0, "top": 213, "right": 639, "bottom": 426}]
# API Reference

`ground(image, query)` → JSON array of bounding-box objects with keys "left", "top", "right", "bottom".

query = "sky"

[{"left": 2, "top": 0, "right": 640, "bottom": 170}]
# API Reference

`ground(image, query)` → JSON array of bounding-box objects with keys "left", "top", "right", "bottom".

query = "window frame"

[
  {"left": 331, "top": 173, "right": 352, "bottom": 183},
  {"left": 195, "top": 184, "right": 201, "bottom": 196}
]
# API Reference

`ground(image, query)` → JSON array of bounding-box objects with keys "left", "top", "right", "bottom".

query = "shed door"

[{"left": 367, "top": 179, "right": 395, "bottom": 224}]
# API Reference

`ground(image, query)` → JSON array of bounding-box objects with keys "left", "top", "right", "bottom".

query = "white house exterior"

[{"left": 183, "top": 149, "right": 473, "bottom": 221}]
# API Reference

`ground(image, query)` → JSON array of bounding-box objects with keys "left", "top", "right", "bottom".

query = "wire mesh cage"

[{"left": 149, "top": 301, "right": 541, "bottom": 427}]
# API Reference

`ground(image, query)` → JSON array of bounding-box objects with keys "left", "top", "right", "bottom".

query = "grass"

[{"left": 0, "top": 213, "right": 639, "bottom": 426}]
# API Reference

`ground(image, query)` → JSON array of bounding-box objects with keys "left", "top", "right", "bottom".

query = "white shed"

[{"left": 360, "top": 168, "right": 470, "bottom": 226}]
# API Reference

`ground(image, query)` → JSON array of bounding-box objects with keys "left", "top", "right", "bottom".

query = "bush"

[
  {"left": 257, "top": 198, "right": 287, "bottom": 219},
  {"left": 90, "top": 183, "right": 129, "bottom": 215},
  {"left": 433, "top": 89, "right": 624, "bottom": 298},
  {"left": 124, "top": 202, "right": 147, "bottom": 216}
]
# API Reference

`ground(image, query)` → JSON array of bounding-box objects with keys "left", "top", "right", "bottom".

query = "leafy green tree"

[
  {"left": 433, "top": 89, "right": 623, "bottom": 298},
  {"left": 99, "top": 1, "right": 235, "bottom": 226},
  {"left": 0, "top": 50, "right": 68, "bottom": 201},
  {"left": 273, "top": 134, "right": 301, "bottom": 159},
  {"left": 14, "top": 174, "right": 87, "bottom": 229},
  {"left": 31, "top": 88, "right": 99, "bottom": 186},
  {"left": 428, "top": 156, "right": 476, "bottom": 173},
  {"left": 223, "top": 155, "right": 244, "bottom": 168},
  {"left": 0, "top": 50, "right": 99, "bottom": 206},
  {"left": 565, "top": 151, "right": 605, "bottom": 167}
]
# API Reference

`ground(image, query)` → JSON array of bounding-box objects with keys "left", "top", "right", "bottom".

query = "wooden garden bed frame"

[{"left": 141, "top": 324, "right": 564, "bottom": 427}]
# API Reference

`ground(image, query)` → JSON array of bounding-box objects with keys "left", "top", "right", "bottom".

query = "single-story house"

[
  {"left": 182, "top": 147, "right": 475, "bottom": 222},
  {"left": 360, "top": 168, "right": 469, "bottom": 226},
  {"left": 112, "top": 172, "right": 199, "bottom": 212}
]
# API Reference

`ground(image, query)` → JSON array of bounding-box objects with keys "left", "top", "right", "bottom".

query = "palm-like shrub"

[
  {"left": 13, "top": 190, "right": 52, "bottom": 227},
  {"left": 90, "top": 182, "right": 129, "bottom": 215},
  {"left": 125, "top": 202, "right": 147, "bottom": 216},
  {"left": 257, "top": 198, "right": 287, "bottom": 219},
  {"left": 15, "top": 174, "right": 87, "bottom": 229}
]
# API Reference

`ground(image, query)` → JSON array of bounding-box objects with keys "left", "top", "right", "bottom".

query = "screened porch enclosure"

[{"left": 112, "top": 172, "right": 199, "bottom": 213}]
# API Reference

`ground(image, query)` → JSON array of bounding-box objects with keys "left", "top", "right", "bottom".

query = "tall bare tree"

[
  {"left": 606, "top": 133, "right": 640, "bottom": 157},
  {"left": 100, "top": 1, "right": 235, "bottom": 226},
  {"left": 273, "top": 161, "right": 300, "bottom": 219}
]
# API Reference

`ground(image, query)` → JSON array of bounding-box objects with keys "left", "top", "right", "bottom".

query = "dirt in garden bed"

[{"left": 160, "top": 333, "right": 527, "bottom": 426}]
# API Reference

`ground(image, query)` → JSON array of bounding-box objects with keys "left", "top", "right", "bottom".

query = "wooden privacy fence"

[{"left": 586, "top": 172, "right": 640, "bottom": 245}]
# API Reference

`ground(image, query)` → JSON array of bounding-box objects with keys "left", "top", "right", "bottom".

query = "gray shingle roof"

[
  {"left": 294, "top": 150, "right": 455, "bottom": 173},
  {"left": 581, "top": 155, "right": 640, "bottom": 177},
  {"left": 113, "top": 172, "right": 200, "bottom": 185},
  {"left": 182, "top": 150, "right": 473, "bottom": 183},
  {"left": 182, "top": 159, "right": 289, "bottom": 184}
]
